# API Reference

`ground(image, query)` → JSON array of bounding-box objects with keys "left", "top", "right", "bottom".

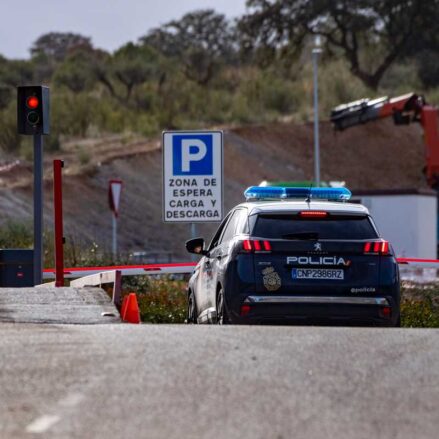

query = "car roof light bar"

[{"left": 244, "top": 186, "right": 352, "bottom": 201}]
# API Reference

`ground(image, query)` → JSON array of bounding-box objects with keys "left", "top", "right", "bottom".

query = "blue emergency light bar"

[{"left": 244, "top": 186, "right": 352, "bottom": 201}]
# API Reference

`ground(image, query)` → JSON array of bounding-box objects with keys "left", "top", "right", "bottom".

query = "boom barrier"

[
  {"left": 42, "top": 258, "right": 439, "bottom": 280},
  {"left": 43, "top": 262, "right": 197, "bottom": 280}
]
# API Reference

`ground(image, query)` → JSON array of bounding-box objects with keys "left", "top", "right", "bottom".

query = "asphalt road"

[
  {"left": 0, "top": 287, "right": 120, "bottom": 324},
  {"left": 0, "top": 323, "right": 438, "bottom": 439}
]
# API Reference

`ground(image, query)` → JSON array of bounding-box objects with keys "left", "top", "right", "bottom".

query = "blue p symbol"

[{"left": 173, "top": 135, "right": 213, "bottom": 175}]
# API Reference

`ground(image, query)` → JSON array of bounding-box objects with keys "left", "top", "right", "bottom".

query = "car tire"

[
  {"left": 216, "top": 289, "right": 230, "bottom": 325},
  {"left": 187, "top": 290, "right": 197, "bottom": 324}
]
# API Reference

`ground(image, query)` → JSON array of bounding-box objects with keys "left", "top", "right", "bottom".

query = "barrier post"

[{"left": 53, "top": 159, "right": 64, "bottom": 287}]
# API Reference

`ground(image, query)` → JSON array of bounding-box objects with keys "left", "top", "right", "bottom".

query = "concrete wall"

[{"left": 359, "top": 195, "right": 437, "bottom": 258}]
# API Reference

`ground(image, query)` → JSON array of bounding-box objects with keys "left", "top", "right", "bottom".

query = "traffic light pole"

[
  {"left": 17, "top": 86, "right": 49, "bottom": 285},
  {"left": 33, "top": 134, "right": 43, "bottom": 285}
]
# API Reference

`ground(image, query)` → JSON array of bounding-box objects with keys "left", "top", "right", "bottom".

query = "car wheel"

[
  {"left": 216, "top": 289, "right": 229, "bottom": 325},
  {"left": 187, "top": 290, "right": 197, "bottom": 324}
]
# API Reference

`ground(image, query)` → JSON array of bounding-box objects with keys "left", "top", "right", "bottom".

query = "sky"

[{"left": 0, "top": 0, "right": 248, "bottom": 59}]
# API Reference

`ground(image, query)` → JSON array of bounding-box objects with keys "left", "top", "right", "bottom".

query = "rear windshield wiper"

[{"left": 281, "top": 232, "right": 320, "bottom": 240}]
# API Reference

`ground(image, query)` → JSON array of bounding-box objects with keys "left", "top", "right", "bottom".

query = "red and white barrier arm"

[
  {"left": 42, "top": 258, "right": 439, "bottom": 280},
  {"left": 43, "top": 262, "right": 197, "bottom": 280},
  {"left": 396, "top": 258, "right": 439, "bottom": 269}
]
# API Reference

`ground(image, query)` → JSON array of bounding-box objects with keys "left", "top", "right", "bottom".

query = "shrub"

[
  {"left": 52, "top": 92, "right": 97, "bottom": 137},
  {"left": 0, "top": 220, "right": 437, "bottom": 329},
  {"left": 19, "top": 139, "right": 33, "bottom": 161},
  {"left": 318, "top": 59, "right": 371, "bottom": 115},
  {"left": 44, "top": 132, "right": 61, "bottom": 151},
  {"left": 122, "top": 275, "right": 187, "bottom": 323},
  {"left": 77, "top": 146, "right": 91, "bottom": 165},
  {"left": 0, "top": 221, "right": 33, "bottom": 248},
  {"left": 401, "top": 283, "right": 439, "bottom": 328},
  {"left": 379, "top": 61, "right": 422, "bottom": 95},
  {"left": 0, "top": 103, "right": 21, "bottom": 153}
]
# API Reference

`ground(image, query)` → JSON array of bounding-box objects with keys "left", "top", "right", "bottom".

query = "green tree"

[
  {"left": 0, "top": 102, "right": 21, "bottom": 153},
  {"left": 0, "top": 84, "right": 12, "bottom": 110},
  {"left": 141, "top": 9, "right": 236, "bottom": 86},
  {"left": 31, "top": 32, "right": 93, "bottom": 62},
  {"left": 0, "top": 59, "right": 33, "bottom": 87},
  {"left": 416, "top": 50, "right": 439, "bottom": 88},
  {"left": 53, "top": 47, "right": 99, "bottom": 93},
  {"left": 112, "top": 43, "right": 159, "bottom": 102},
  {"left": 30, "top": 32, "right": 93, "bottom": 82},
  {"left": 74, "top": 48, "right": 117, "bottom": 98},
  {"left": 0, "top": 57, "right": 33, "bottom": 109},
  {"left": 239, "top": 0, "right": 439, "bottom": 90}
]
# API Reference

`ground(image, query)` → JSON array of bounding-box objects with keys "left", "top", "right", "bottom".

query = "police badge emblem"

[{"left": 262, "top": 266, "right": 281, "bottom": 291}]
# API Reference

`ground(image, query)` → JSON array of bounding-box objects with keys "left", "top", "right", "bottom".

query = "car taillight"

[
  {"left": 379, "top": 306, "right": 392, "bottom": 319},
  {"left": 299, "top": 211, "right": 328, "bottom": 218},
  {"left": 382, "top": 306, "right": 391, "bottom": 317},
  {"left": 364, "top": 240, "right": 390, "bottom": 255},
  {"left": 242, "top": 239, "right": 272, "bottom": 252},
  {"left": 240, "top": 304, "right": 251, "bottom": 316},
  {"left": 243, "top": 240, "right": 253, "bottom": 251}
]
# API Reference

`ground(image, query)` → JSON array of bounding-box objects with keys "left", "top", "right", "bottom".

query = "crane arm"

[
  {"left": 330, "top": 93, "right": 425, "bottom": 131},
  {"left": 330, "top": 93, "right": 439, "bottom": 188}
]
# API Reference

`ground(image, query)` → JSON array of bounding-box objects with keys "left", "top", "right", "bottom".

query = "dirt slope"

[
  {"left": 0, "top": 119, "right": 427, "bottom": 260},
  {"left": 231, "top": 119, "right": 426, "bottom": 190}
]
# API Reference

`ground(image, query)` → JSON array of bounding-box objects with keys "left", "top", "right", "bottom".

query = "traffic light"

[{"left": 17, "top": 86, "right": 50, "bottom": 135}]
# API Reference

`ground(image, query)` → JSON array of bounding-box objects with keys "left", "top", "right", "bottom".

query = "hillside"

[{"left": 0, "top": 119, "right": 427, "bottom": 260}]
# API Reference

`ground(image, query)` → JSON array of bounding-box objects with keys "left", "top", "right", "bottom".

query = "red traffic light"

[
  {"left": 26, "top": 96, "right": 39, "bottom": 109},
  {"left": 17, "top": 86, "right": 50, "bottom": 135}
]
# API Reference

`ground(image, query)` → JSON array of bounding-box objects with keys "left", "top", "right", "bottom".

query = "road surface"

[
  {"left": 0, "top": 324, "right": 438, "bottom": 439},
  {"left": 0, "top": 287, "right": 119, "bottom": 324}
]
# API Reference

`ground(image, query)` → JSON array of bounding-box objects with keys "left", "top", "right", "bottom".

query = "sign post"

[
  {"left": 162, "top": 131, "right": 223, "bottom": 225},
  {"left": 33, "top": 134, "right": 43, "bottom": 285},
  {"left": 312, "top": 36, "right": 322, "bottom": 186},
  {"left": 108, "top": 179, "right": 123, "bottom": 259}
]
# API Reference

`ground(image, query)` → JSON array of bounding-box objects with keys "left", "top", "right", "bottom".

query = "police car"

[{"left": 186, "top": 186, "right": 400, "bottom": 326}]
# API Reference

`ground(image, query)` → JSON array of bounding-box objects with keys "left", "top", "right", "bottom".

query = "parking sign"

[{"left": 163, "top": 131, "right": 223, "bottom": 223}]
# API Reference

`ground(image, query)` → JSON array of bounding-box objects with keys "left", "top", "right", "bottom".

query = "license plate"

[{"left": 292, "top": 268, "right": 344, "bottom": 280}]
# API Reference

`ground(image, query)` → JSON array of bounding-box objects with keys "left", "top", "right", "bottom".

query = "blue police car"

[{"left": 186, "top": 186, "right": 401, "bottom": 326}]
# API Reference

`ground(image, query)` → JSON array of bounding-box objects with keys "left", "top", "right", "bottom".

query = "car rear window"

[{"left": 252, "top": 214, "right": 378, "bottom": 240}]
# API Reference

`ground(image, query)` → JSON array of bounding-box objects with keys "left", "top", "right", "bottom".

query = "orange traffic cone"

[{"left": 123, "top": 293, "right": 141, "bottom": 324}]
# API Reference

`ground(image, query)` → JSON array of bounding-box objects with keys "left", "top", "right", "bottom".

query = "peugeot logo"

[{"left": 314, "top": 242, "right": 322, "bottom": 251}]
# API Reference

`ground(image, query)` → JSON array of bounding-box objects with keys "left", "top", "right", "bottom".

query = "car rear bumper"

[
  {"left": 244, "top": 295, "right": 390, "bottom": 306},
  {"left": 232, "top": 295, "right": 399, "bottom": 326}
]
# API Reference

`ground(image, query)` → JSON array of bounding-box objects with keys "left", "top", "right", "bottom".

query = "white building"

[{"left": 353, "top": 189, "right": 437, "bottom": 259}]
